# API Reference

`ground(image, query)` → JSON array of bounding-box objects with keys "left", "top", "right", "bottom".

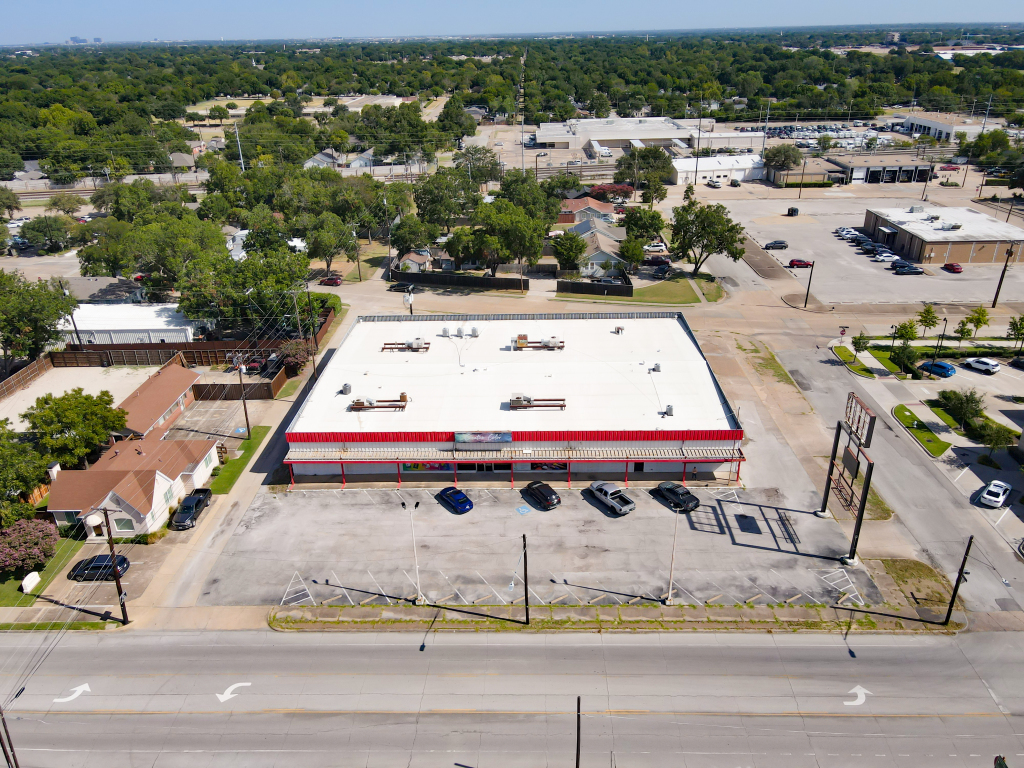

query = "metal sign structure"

[{"left": 845, "top": 392, "right": 876, "bottom": 448}]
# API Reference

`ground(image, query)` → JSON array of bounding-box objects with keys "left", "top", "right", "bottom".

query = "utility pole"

[
  {"left": 0, "top": 701, "right": 19, "bottom": 768},
  {"left": 408, "top": 501, "right": 423, "bottom": 605},
  {"left": 944, "top": 535, "right": 974, "bottom": 625},
  {"left": 803, "top": 261, "right": 816, "bottom": 308},
  {"left": 931, "top": 316, "right": 948, "bottom": 367},
  {"left": 237, "top": 363, "right": 252, "bottom": 440},
  {"left": 88, "top": 507, "right": 130, "bottom": 625},
  {"left": 665, "top": 508, "right": 680, "bottom": 605},
  {"left": 1007, "top": 197, "right": 1016, "bottom": 223},
  {"left": 992, "top": 242, "right": 1019, "bottom": 309},
  {"left": 798, "top": 157, "right": 807, "bottom": 199},
  {"left": 522, "top": 534, "right": 529, "bottom": 625},
  {"left": 305, "top": 287, "right": 319, "bottom": 381},
  {"left": 980, "top": 94, "right": 993, "bottom": 136},
  {"left": 575, "top": 695, "right": 581, "bottom": 768},
  {"left": 234, "top": 122, "right": 245, "bottom": 172}
]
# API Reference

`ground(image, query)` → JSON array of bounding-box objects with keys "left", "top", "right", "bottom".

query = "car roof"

[{"left": 987, "top": 481, "right": 1011, "bottom": 491}]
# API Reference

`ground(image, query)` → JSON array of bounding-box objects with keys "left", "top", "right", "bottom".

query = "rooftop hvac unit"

[
  {"left": 510, "top": 394, "right": 533, "bottom": 406},
  {"left": 652, "top": 363, "right": 661, "bottom": 372},
  {"left": 542, "top": 336, "right": 561, "bottom": 348},
  {"left": 407, "top": 338, "right": 426, "bottom": 349},
  {"left": 909, "top": 205, "right": 924, "bottom": 213},
  {"left": 470, "top": 327, "right": 479, "bottom": 337},
  {"left": 950, "top": 223, "right": 962, "bottom": 230},
  {"left": 455, "top": 327, "right": 464, "bottom": 337},
  {"left": 614, "top": 326, "right": 624, "bottom": 334},
  {"left": 926, "top": 214, "right": 941, "bottom": 221},
  {"left": 515, "top": 334, "right": 529, "bottom": 348},
  {"left": 665, "top": 405, "right": 674, "bottom": 416},
  {"left": 399, "top": 392, "right": 409, "bottom": 402},
  {"left": 341, "top": 383, "right": 351, "bottom": 395},
  {"left": 441, "top": 327, "right": 449, "bottom": 337}
]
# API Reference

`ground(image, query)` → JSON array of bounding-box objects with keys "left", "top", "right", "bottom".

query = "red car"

[
  {"left": 943, "top": 263, "right": 963, "bottom": 273},
  {"left": 940, "top": 164, "right": 960, "bottom": 171},
  {"left": 319, "top": 276, "right": 342, "bottom": 286},
  {"left": 789, "top": 259, "right": 813, "bottom": 268}
]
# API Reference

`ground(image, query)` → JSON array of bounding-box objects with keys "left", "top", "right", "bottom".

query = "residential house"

[
  {"left": 226, "top": 229, "right": 249, "bottom": 260},
  {"left": 349, "top": 148, "right": 375, "bottom": 168},
  {"left": 115, "top": 363, "right": 200, "bottom": 440},
  {"left": 396, "top": 250, "right": 432, "bottom": 273},
  {"left": 186, "top": 140, "right": 207, "bottom": 156},
  {"left": 169, "top": 152, "right": 196, "bottom": 170},
  {"left": 303, "top": 147, "right": 345, "bottom": 170},
  {"left": 464, "top": 106, "right": 488, "bottom": 122},
  {"left": 45, "top": 439, "right": 218, "bottom": 538},
  {"left": 579, "top": 231, "right": 626, "bottom": 277},
  {"left": 557, "top": 197, "right": 615, "bottom": 224},
  {"left": 13, "top": 159, "right": 46, "bottom": 181},
  {"left": 207, "top": 137, "right": 226, "bottom": 152},
  {"left": 63, "top": 276, "right": 144, "bottom": 304},
  {"left": 567, "top": 218, "right": 626, "bottom": 242}
]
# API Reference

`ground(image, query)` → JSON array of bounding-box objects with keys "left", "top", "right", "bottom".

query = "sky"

[{"left": 2, "top": 0, "right": 1022, "bottom": 46}]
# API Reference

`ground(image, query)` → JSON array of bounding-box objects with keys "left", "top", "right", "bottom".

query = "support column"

[
  {"left": 682, "top": 462, "right": 687, "bottom": 486},
  {"left": 510, "top": 463, "right": 514, "bottom": 489},
  {"left": 454, "top": 463, "right": 458, "bottom": 488},
  {"left": 396, "top": 462, "right": 402, "bottom": 488},
  {"left": 567, "top": 461, "right": 571, "bottom": 489},
  {"left": 340, "top": 462, "right": 346, "bottom": 489},
  {"left": 288, "top": 463, "right": 295, "bottom": 490},
  {"left": 624, "top": 461, "right": 629, "bottom": 488}
]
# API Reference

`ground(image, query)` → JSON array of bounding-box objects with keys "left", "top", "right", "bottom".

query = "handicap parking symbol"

[{"left": 515, "top": 505, "right": 531, "bottom": 515}]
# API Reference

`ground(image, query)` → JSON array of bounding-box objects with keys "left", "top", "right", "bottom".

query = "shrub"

[
  {"left": 278, "top": 340, "right": 310, "bottom": 369},
  {"left": 211, "top": 465, "right": 222, "bottom": 477},
  {"left": 57, "top": 522, "right": 87, "bottom": 541},
  {"left": 0, "top": 520, "right": 60, "bottom": 574}
]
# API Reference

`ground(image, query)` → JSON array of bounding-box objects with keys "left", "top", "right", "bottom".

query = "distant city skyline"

[{"left": 2, "top": 0, "right": 1022, "bottom": 47}]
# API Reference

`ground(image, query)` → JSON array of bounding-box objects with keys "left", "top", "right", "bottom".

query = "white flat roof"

[
  {"left": 672, "top": 155, "right": 764, "bottom": 172},
  {"left": 58, "top": 304, "right": 192, "bottom": 331},
  {"left": 536, "top": 117, "right": 712, "bottom": 143},
  {"left": 289, "top": 315, "right": 736, "bottom": 435},
  {"left": 869, "top": 207, "right": 1024, "bottom": 243}
]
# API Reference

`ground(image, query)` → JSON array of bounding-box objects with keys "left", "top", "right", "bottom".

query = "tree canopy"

[{"left": 21, "top": 388, "right": 126, "bottom": 469}]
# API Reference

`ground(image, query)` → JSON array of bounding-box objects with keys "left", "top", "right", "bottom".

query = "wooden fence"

[
  {"left": 0, "top": 354, "right": 53, "bottom": 403},
  {"left": 556, "top": 277, "right": 634, "bottom": 298},
  {"left": 192, "top": 367, "right": 288, "bottom": 400},
  {"left": 396, "top": 272, "right": 529, "bottom": 290}
]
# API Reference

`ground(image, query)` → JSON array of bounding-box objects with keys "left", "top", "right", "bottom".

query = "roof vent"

[
  {"left": 542, "top": 336, "right": 562, "bottom": 348},
  {"left": 652, "top": 363, "right": 661, "bottom": 372},
  {"left": 455, "top": 327, "right": 464, "bottom": 337},
  {"left": 341, "top": 383, "right": 351, "bottom": 395},
  {"left": 614, "top": 326, "right": 624, "bottom": 334},
  {"left": 665, "top": 405, "right": 674, "bottom": 416},
  {"left": 441, "top": 327, "right": 449, "bottom": 337},
  {"left": 470, "top": 327, "right": 479, "bottom": 337},
  {"left": 909, "top": 205, "right": 924, "bottom": 213},
  {"left": 407, "top": 338, "right": 426, "bottom": 349}
]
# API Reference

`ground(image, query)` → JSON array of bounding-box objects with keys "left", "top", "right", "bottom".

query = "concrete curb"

[
  {"left": 890, "top": 405, "right": 950, "bottom": 459},
  {"left": 829, "top": 344, "right": 875, "bottom": 379}
]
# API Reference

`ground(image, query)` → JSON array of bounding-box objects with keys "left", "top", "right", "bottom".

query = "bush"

[
  {"left": 278, "top": 339, "right": 310, "bottom": 369},
  {"left": 780, "top": 181, "right": 834, "bottom": 188},
  {"left": 57, "top": 522, "right": 87, "bottom": 541},
  {"left": 211, "top": 465, "right": 222, "bottom": 477},
  {"left": 0, "top": 520, "right": 60, "bottom": 574}
]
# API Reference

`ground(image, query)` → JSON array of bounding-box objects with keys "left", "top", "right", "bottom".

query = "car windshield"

[{"left": 172, "top": 508, "right": 194, "bottom": 521}]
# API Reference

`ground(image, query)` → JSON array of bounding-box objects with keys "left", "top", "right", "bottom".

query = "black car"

[
  {"left": 763, "top": 240, "right": 788, "bottom": 250},
  {"left": 655, "top": 482, "right": 701, "bottom": 513},
  {"left": 388, "top": 282, "right": 416, "bottom": 292},
  {"left": 68, "top": 554, "right": 130, "bottom": 582},
  {"left": 652, "top": 264, "right": 671, "bottom": 279},
  {"left": 523, "top": 481, "right": 560, "bottom": 510},
  {"left": 894, "top": 265, "right": 924, "bottom": 275},
  {"left": 642, "top": 255, "right": 670, "bottom": 267},
  {"left": 170, "top": 488, "right": 213, "bottom": 530}
]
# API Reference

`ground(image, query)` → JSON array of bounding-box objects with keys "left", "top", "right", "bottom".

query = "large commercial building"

[
  {"left": 863, "top": 206, "right": 1024, "bottom": 265},
  {"left": 897, "top": 111, "right": 1000, "bottom": 142},
  {"left": 535, "top": 116, "right": 713, "bottom": 151},
  {"left": 59, "top": 305, "right": 196, "bottom": 345},
  {"left": 284, "top": 313, "right": 744, "bottom": 486},
  {"left": 826, "top": 154, "right": 933, "bottom": 184}
]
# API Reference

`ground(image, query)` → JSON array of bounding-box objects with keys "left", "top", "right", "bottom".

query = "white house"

[
  {"left": 579, "top": 231, "right": 626, "bottom": 277},
  {"left": 670, "top": 155, "right": 765, "bottom": 186},
  {"left": 396, "top": 250, "right": 431, "bottom": 273},
  {"left": 303, "top": 147, "right": 345, "bottom": 170},
  {"left": 60, "top": 305, "right": 196, "bottom": 345},
  {"left": 349, "top": 148, "right": 375, "bottom": 168}
]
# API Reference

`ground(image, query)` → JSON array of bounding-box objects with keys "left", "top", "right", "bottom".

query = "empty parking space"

[
  {"left": 199, "top": 486, "right": 881, "bottom": 608},
  {"left": 724, "top": 198, "right": 1024, "bottom": 304},
  {"left": 164, "top": 399, "right": 271, "bottom": 447}
]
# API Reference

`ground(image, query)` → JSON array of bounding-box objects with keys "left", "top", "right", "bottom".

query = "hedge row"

[{"left": 779, "top": 181, "right": 835, "bottom": 188}]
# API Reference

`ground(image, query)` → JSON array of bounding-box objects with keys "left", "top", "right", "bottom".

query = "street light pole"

[
  {"left": 0, "top": 702, "right": 20, "bottom": 768},
  {"left": 89, "top": 507, "right": 130, "bottom": 625},
  {"left": 665, "top": 508, "right": 679, "bottom": 605},
  {"left": 237, "top": 364, "right": 252, "bottom": 440},
  {"left": 575, "top": 695, "right": 581, "bottom": 768},
  {"left": 931, "top": 316, "right": 948, "bottom": 367},
  {"left": 944, "top": 535, "right": 974, "bottom": 625},
  {"left": 522, "top": 534, "right": 529, "bottom": 626},
  {"left": 803, "top": 261, "right": 816, "bottom": 308},
  {"left": 889, "top": 324, "right": 898, "bottom": 362},
  {"left": 992, "top": 242, "right": 1018, "bottom": 309}
]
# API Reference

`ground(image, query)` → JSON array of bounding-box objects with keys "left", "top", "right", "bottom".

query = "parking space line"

[
  {"left": 736, "top": 570, "right": 780, "bottom": 603},
  {"left": 694, "top": 570, "right": 744, "bottom": 604},
  {"left": 366, "top": 570, "right": 392, "bottom": 605},
  {"left": 548, "top": 571, "right": 583, "bottom": 604},
  {"left": 513, "top": 572, "right": 544, "bottom": 604},
  {"left": 475, "top": 571, "right": 506, "bottom": 604},
  {"left": 329, "top": 570, "right": 355, "bottom": 606},
  {"left": 671, "top": 581, "right": 703, "bottom": 605},
  {"left": 770, "top": 568, "right": 821, "bottom": 605},
  {"left": 437, "top": 569, "right": 469, "bottom": 604},
  {"left": 280, "top": 572, "right": 315, "bottom": 606}
]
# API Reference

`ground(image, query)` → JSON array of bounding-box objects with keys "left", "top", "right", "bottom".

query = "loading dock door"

[{"left": 867, "top": 169, "right": 882, "bottom": 184}]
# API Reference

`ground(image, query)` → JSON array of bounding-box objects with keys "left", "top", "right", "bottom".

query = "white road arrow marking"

[
  {"left": 216, "top": 682, "right": 251, "bottom": 702},
  {"left": 52, "top": 683, "right": 90, "bottom": 703},
  {"left": 844, "top": 685, "right": 872, "bottom": 706}
]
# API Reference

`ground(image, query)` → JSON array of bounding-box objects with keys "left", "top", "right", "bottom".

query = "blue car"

[
  {"left": 919, "top": 360, "right": 956, "bottom": 378},
  {"left": 438, "top": 486, "right": 473, "bottom": 513}
]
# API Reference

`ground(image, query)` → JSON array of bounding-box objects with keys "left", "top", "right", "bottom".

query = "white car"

[
  {"left": 589, "top": 482, "right": 636, "bottom": 515},
  {"left": 873, "top": 253, "right": 899, "bottom": 262},
  {"left": 964, "top": 358, "right": 1001, "bottom": 375},
  {"left": 643, "top": 243, "right": 667, "bottom": 253},
  {"left": 980, "top": 480, "right": 1012, "bottom": 508}
]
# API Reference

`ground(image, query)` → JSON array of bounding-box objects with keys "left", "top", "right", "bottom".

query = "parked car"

[
  {"left": 707, "top": 179, "right": 722, "bottom": 189},
  {"left": 940, "top": 164, "right": 960, "bottom": 171},
  {"left": 729, "top": 179, "right": 741, "bottom": 187},
  {"left": 763, "top": 240, "right": 789, "bottom": 250},
  {"left": 68, "top": 554, "right": 130, "bottom": 582},
  {"left": 919, "top": 361, "right": 956, "bottom": 378},
  {"left": 655, "top": 482, "right": 700, "bottom": 512},
  {"left": 438, "top": 486, "right": 473, "bottom": 514},
  {"left": 873, "top": 252, "right": 899, "bottom": 263},
  {"left": 979, "top": 480, "right": 1012, "bottom": 508},
  {"left": 642, "top": 255, "right": 670, "bottom": 267},
  {"left": 590, "top": 277, "right": 623, "bottom": 285},
  {"left": 894, "top": 265, "right": 924, "bottom": 275},
  {"left": 588, "top": 481, "right": 635, "bottom": 515},
  {"left": 10, "top": 236, "right": 30, "bottom": 250},
  {"left": 387, "top": 282, "right": 416, "bottom": 292},
  {"left": 789, "top": 259, "right": 813, "bottom": 268},
  {"left": 652, "top": 264, "right": 671, "bottom": 279},
  {"left": 643, "top": 243, "right": 667, "bottom": 253},
  {"left": 890, "top": 259, "right": 912, "bottom": 270},
  {"left": 169, "top": 488, "right": 213, "bottom": 530},
  {"left": 943, "top": 263, "right": 963, "bottom": 273},
  {"left": 318, "top": 276, "right": 342, "bottom": 286},
  {"left": 964, "top": 357, "right": 1001, "bottom": 375},
  {"left": 523, "top": 481, "right": 560, "bottom": 510},
  {"left": 835, "top": 227, "right": 856, "bottom": 235}
]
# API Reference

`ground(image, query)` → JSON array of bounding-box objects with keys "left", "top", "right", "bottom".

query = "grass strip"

[
  {"left": 0, "top": 538, "right": 85, "bottom": 607},
  {"left": 833, "top": 345, "right": 875, "bottom": 378},
  {"left": 0, "top": 621, "right": 117, "bottom": 631},
  {"left": 210, "top": 425, "right": 271, "bottom": 495},
  {"left": 276, "top": 378, "right": 302, "bottom": 400},
  {"left": 868, "top": 349, "right": 907, "bottom": 378},
  {"left": 893, "top": 405, "right": 950, "bottom": 457}
]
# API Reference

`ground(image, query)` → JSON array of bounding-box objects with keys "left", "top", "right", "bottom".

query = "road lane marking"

[
  {"left": 215, "top": 683, "right": 251, "bottom": 702},
  {"left": 844, "top": 685, "right": 872, "bottom": 706},
  {"left": 52, "top": 683, "right": 90, "bottom": 703}
]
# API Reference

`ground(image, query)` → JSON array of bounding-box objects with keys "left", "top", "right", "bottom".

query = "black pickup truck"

[{"left": 170, "top": 488, "right": 213, "bottom": 530}]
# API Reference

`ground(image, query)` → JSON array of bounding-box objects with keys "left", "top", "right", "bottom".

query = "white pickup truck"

[{"left": 589, "top": 482, "right": 636, "bottom": 515}]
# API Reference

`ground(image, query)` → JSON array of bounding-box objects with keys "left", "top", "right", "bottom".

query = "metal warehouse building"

[
  {"left": 864, "top": 206, "right": 1024, "bottom": 265},
  {"left": 284, "top": 313, "right": 744, "bottom": 487}
]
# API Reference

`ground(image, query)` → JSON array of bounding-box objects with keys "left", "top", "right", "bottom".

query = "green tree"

[
  {"left": 618, "top": 236, "right": 645, "bottom": 272},
  {"left": 76, "top": 217, "right": 135, "bottom": 277},
  {"left": 473, "top": 199, "right": 546, "bottom": 289},
  {"left": 669, "top": 200, "right": 745, "bottom": 275},
  {"left": 817, "top": 135, "right": 833, "bottom": 153},
  {"left": 641, "top": 173, "right": 667, "bottom": 209},
  {"left": 954, "top": 319, "right": 972, "bottom": 348},
  {"left": 588, "top": 93, "right": 611, "bottom": 118},
  {"left": 622, "top": 207, "right": 665, "bottom": 242},
  {"left": 442, "top": 227, "right": 474, "bottom": 270},
  {"left": 499, "top": 169, "right": 560, "bottom": 227},
  {"left": 763, "top": 144, "right": 803, "bottom": 170},
  {"left": 0, "top": 187, "right": 22, "bottom": 219},
  {"left": 614, "top": 146, "right": 673, "bottom": 188},
  {"left": 21, "top": 388, "right": 126, "bottom": 469},
  {"left": 1006, "top": 316, "right": 1024, "bottom": 352},
  {"left": 208, "top": 105, "right": 230, "bottom": 123},
  {"left": 307, "top": 211, "right": 357, "bottom": 275},
  {"left": 20, "top": 216, "right": 72, "bottom": 252},
  {"left": 551, "top": 231, "right": 588, "bottom": 271},
  {"left": 966, "top": 306, "right": 990, "bottom": 337},
  {"left": 895, "top": 320, "right": 918, "bottom": 341},
  {"left": 939, "top": 387, "right": 985, "bottom": 431},
  {"left": 985, "top": 423, "right": 1017, "bottom": 457},
  {"left": 414, "top": 167, "right": 480, "bottom": 232},
  {"left": 45, "top": 191, "right": 84, "bottom": 217},
  {"left": 852, "top": 332, "right": 870, "bottom": 354},
  {"left": 453, "top": 146, "right": 502, "bottom": 184},
  {"left": 436, "top": 93, "right": 478, "bottom": 141},
  {"left": 125, "top": 213, "right": 229, "bottom": 285},
  {"left": 0, "top": 273, "right": 77, "bottom": 375},
  {"left": 0, "top": 149, "right": 25, "bottom": 182},
  {"left": 890, "top": 339, "right": 918, "bottom": 373},
  {"left": 0, "top": 419, "right": 48, "bottom": 528},
  {"left": 917, "top": 305, "right": 939, "bottom": 338},
  {"left": 390, "top": 214, "right": 439, "bottom": 257}
]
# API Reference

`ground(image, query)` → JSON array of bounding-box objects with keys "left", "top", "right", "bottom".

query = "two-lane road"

[{"left": 2, "top": 630, "right": 1024, "bottom": 766}]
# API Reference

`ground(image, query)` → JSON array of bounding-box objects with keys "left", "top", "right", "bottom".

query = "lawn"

[
  {"left": 833, "top": 345, "right": 875, "bottom": 378},
  {"left": 210, "top": 425, "right": 271, "bottom": 495},
  {"left": 0, "top": 538, "right": 84, "bottom": 607},
  {"left": 925, "top": 399, "right": 963, "bottom": 434},
  {"left": 344, "top": 254, "right": 387, "bottom": 282},
  {"left": 692, "top": 274, "right": 724, "bottom": 302},
  {"left": 276, "top": 378, "right": 303, "bottom": 399},
  {"left": 868, "top": 349, "right": 907, "bottom": 378},
  {"left": 893, "top": 405, "right": 951, "bottom": 457}
]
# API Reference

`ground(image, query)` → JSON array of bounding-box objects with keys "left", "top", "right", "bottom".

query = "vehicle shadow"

[{"left": 580, "top": 488, "right": 625, "bottom": 519}]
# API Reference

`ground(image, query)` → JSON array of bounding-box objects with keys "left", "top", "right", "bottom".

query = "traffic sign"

[{"left": 840, "top": 328, "right": 846, "bottom": 336}]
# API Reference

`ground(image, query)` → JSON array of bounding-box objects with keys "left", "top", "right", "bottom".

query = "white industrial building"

[
  {"left": 284, "top": 313, "right": 744, "bottom": 485},
  {"left": 670, "top": 155, "right": 765, "bottom": 186},
  {"left": 897, "top": 111, "right": 1000, "bottom": 142},
  {"left": 536, "top": 116, "right": 713, "bottom": 151},
  {"left": 685, "top": 130, "right": 765, "bottom": 150},
  {"left": 60, "top": 304, "right": 196, "bottom": 345}
]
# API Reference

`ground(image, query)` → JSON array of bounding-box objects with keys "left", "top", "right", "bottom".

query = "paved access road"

[{"left": 2, "top": 630, "right": 1024, "bottom": 767}]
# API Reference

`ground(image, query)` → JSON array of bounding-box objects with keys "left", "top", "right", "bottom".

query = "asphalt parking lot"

[
  {"left": 724, "top": 198, "right": 1024, "bottom": 305},
  {"left": 164, "top": 399, "right": 271, "bottom": 448},
  {"left": 198, "top": 486, "right": 881, "bottom": 608}
]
